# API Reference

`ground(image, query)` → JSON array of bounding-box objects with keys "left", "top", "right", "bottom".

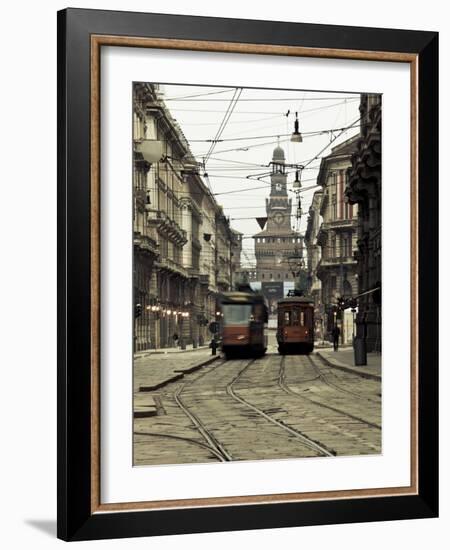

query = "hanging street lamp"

[
  {"left": 292, "top": 169, "right": 302, "bottom": 190},
  {"left": 290, "top": 112, "right": 303, "bottom": 143}
]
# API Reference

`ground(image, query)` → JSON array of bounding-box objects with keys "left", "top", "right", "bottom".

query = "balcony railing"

[
  {"left": 317, "top": 256, "right": 357, "bottom": 269},
  {"left": 133, "top": 232, "right": 159, "bottom": 256},
  {"left": 321, "top": 218, "right": 358, "bottom": 230}
]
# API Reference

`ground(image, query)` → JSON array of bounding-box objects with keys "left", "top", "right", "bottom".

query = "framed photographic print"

[{"left": 57, "top": 8, "right": 438, "bottom": 541}]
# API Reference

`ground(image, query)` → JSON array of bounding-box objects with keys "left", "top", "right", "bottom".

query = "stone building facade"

[
  {"left": 304, "top": 190, "right": 324, "bottom": 340},
  {"left": 346, "top": 94, "right": 382, "bottom": 352},
  {"left": 133, "top": 83, "right": 236, "bottom": 351},
  {"left": 316, "top": 136, "right": 359, "bottom": 345}
]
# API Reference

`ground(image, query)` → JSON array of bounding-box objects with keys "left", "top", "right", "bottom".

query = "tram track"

[
  {"left": 135, "top": 348, "right": 380, "bottom": 464},
  {"left": 279, "top": 356, "right": 382, "bottom": 430},
  {"left": 173, "top": 359, "right": 233, "bottom": 462},
  {"left": 133, "top": 430, "right": 227, "bottom": 462},
  {"left": 170, "top": 356, "right": 335, "bottom": 460},
  {"left": 307, "top": 354, "right": 381, "bottom": 404},
  {"left": 227, "top": 358, "right": 335, "bottom": 457}
]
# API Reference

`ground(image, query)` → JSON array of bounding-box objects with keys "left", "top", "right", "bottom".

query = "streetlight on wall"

[
  {"left": 135, "top": 139, "right": 165, "bottom": 209},
  {"left": 135, "top": 139, "right": 164, "bottom": 163}
]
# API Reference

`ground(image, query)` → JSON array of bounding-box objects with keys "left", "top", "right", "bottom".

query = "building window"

[
  {"left": 332, "top": 196, "right": 337, "bottom": 220},
  {"left": 342, "top": 234, "right": 351, "bottom": 258}
]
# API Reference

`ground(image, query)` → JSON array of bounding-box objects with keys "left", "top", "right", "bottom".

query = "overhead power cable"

[
  {"left": 163, "top": 88, "right": 236, "bottom": 101},
  {"left": 167, "top": 98, "right": 359, "bottom": 115},
  {"left": 203, "top": 87, "right": 243, "bottom": 165},
  {"left": 165, "top": 96, "right": 360, "bottom": 102}
]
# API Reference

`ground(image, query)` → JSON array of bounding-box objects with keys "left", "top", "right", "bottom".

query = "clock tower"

[
  {"left": 266, "top": 145, "right": 292, "bottom": 231},
  {"left": 253, "top": 146, "right": 303, "bottom": 284}
]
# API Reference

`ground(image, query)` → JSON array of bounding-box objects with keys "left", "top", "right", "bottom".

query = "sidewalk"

[
  {"left": 134, "top": 347, "right": 219, "bottom": 393},
  {"left": 134, "top": 343, "right": 209, "bottom": 359},
  {"left": 316, "top": 346, "right": 381, "bottom": 381}
]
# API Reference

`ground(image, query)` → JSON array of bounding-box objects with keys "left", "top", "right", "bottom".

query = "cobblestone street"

[{"left": 134, "top": 334, "right": 381, "bottom": 465}]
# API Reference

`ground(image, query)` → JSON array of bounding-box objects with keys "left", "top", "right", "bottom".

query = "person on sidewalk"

[
  {"left": 172, "top": 333, "right": 179, "bottom": 347},
  {"left": 332, "top": 325, "right": 341, "bottom": 351}
]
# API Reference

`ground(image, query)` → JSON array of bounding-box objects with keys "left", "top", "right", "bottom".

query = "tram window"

[
  {"left": 284, "top": 311, "right": 291, "bottom": 324},
  {"left": 222, "top": 304, "right": 252, "bottom": 325},
  {"left": 300, "top": 311, "right": 305, "bottom": 326},
  {"left": 292, "top": 310, "right": 299, "bottom": 325}
]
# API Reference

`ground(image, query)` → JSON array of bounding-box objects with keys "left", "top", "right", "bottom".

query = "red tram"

[
  {"left": 276, "top": 295, "right": 315, "bottom": 354},
  {"left": 220, "top": 291, "right": 268, "bottom": 359}
]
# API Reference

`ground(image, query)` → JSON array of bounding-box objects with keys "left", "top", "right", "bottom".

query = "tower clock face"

[{"left": 273, "top": 212, "right": 284, "bottom": 225}]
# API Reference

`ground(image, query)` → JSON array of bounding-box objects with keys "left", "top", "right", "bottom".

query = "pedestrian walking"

[
  {"left": 332, "top": 325, "right": 341, "bottom": 351},
  {"left": 172, "top": 333, "right": 179, "bottom": 347}
]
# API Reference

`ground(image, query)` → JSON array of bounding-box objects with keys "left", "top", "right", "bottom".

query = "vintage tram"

[
  {"left": 276, "top": 295, "right": 315, "bottom": 354},
  {"left": 220, "top": 291, "right": 268, "bottom": 359}
]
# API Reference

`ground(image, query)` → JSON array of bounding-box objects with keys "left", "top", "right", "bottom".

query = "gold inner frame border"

[{"left": 90, "top": 34, "right": 419, "bottom": 514}]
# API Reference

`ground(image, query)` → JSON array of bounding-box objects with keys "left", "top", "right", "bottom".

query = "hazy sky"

[{"left": 158, "top": 84, "right": 360, "bottom": 266}]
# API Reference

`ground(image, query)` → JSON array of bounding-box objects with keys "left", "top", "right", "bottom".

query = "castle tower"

[{"left": 253, "top": 146, "right": 302, "bottom": 287}]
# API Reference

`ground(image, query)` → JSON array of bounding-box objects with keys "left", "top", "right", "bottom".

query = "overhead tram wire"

[
  {"left": 166, "top": 97, "right": 359, "bottom": 116},
  {"left": 191, "top": 120, "right": 364, "bottom": 157},
  {"left": 188, "top": 124, "right": 361, "bottom": 143},
  {"left": 163, "top": 88, "right": 236, "bottom": 101},
  {"left": 241, "top": 115, "right": 362, "bottom": 186},
  {"left": 149, "top": 95, "right": 362, "bottom": 234},
  {"left": 203, "top": 87, "right": 243, "bottom": 166},
  {"left": 165, "top": 95, "right": 360, "bottom": 102}
]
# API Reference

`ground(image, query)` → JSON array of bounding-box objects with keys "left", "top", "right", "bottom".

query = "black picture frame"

[{"left": 57, "top": 8, "right": 438, "bottom": 541}]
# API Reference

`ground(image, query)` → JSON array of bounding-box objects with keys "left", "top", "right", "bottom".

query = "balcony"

[
  {"left": 316, "top": 255, "right": 357, "bottom": 272},
  {"left": 156, "top": 256, "right": 188, "bottom": 278},
  {"left": 321, "top": 218, "right": 358, "bottom": 231},
  {"left": 147, "top": 210, "right": 187, "bottom": 246},
  {"left": 133, "top": 232, "right": 159, "bottom": 257}
]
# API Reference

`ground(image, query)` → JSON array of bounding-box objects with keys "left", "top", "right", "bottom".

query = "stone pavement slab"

[
  {"left": 134, "top": 348, "right": 219, "bottom": 393},
  {"left": 133, "top": 393, "right": 158, "bottom": 418},
  {"left": 316, "top": 347, "right": 381, "bottom": 381}
]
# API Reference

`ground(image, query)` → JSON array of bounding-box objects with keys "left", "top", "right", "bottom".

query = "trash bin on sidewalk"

[{"left": 353, "top": 337, "right": 367, "bottom": 366}]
